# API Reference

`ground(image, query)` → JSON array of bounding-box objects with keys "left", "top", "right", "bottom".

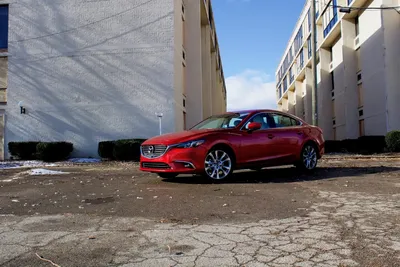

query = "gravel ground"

[{"left": 0, "top": 156, "right": 399, "bottom": 267}]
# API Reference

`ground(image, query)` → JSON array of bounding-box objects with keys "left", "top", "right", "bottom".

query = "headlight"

[{"left": 175, "top": 140, "right": 205, "bottom": 148}]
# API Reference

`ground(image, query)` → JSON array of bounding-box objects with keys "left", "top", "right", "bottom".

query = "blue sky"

[{"left": 212, "top": 0, "right": 306, "bottom": 111}]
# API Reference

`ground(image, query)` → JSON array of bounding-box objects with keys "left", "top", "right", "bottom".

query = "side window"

[
  {"left": 291, "top": 118, "right": 301, "bottom": 126},
  {"left": 244, "top": 113, "right": 270, "bottom": 130},
  {"left": 271, "top": 114, "right": 299, "bottom": 128}
]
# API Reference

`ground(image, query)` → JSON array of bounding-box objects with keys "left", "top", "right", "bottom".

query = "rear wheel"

[
  {"left": 296, "top": 143, "right": 318, "bottom": 171},
  {"left": 204, "top": 148, "right": 234, "bottom": 181},
  {"left": 157, "top": 173, "right": 178, "bottom": 179}
]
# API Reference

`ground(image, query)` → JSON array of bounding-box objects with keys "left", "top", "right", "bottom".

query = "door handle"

[{"left": 267, "top": 134, "right": 274, "bottom": 139}]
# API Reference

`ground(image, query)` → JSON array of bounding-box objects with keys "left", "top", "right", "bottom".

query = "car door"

[
  {"left": 266, "top": 112, "right": 305, "bottom": 163},
  {"left": 238, "top": 112, "right": 277, "bottom": 165}
]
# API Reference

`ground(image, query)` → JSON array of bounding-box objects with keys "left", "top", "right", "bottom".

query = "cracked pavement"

[{"left": 0, "top": 157, "right": 400, "bottom": 266}]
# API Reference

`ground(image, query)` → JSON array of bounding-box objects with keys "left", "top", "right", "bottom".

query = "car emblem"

[{"left": 147, "top": 146, "right": 154, "bottom": 154}]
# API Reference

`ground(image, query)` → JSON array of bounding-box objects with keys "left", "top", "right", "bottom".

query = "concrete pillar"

[
  {"left": 294, "top": 80, "right": 305, "bottom": 119},
  {"left": 282, "top": 98, "right": 289, "bottom": 112},
  {"left": 318, "top": 48, "right": 334, "bottom": 140},
  {"left": 342, "top": 19, "right": 361, "bottom": 139},
  {"left": 288, "top": 90, "right": 296, "bottom": 115},
  {"left": 382, "top": 8, "right": 400, "bottom": 132},
  {"left": 303, "top": 67, "right": 313, "bottom": 124},
  {"left": 201, "top": 25, "right": 212, "bottom": 119},
  {"left": 185, "top": 1, "right": 203, "bottom": 128},
  {"left": 210, "top": 52, "right": 218, "bottom": 115}
]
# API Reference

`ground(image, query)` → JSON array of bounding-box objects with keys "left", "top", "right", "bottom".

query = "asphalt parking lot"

[{"left": 0, "top": 155, "right": 400, "bottom": 267}]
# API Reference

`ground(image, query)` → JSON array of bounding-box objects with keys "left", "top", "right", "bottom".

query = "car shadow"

[{"left": 162, "top": 166, "right": 400, "bottom": 184}]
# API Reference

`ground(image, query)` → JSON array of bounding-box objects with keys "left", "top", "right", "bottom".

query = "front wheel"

[
  {"left": 204, "top": 148, "right": 234, "bottom": 181},
  {"left": 296, "top": 143, "right": 318, "bottom": 171},
  {"left": 157, "top": 173, "right": 178, "bottom": 179}
]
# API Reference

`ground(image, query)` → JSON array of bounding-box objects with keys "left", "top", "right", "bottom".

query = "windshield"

[{"left": 190, "top": 112, "right": 250, "bottom": 130}]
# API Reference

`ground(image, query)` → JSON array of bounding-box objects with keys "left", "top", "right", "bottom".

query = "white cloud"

[{"left": 225, "top": 69, "right": 277, "bottom": 112}]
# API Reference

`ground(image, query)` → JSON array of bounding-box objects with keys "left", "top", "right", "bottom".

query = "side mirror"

[{"left": 247, "top": 122, "right": 261, "bottom": 132}]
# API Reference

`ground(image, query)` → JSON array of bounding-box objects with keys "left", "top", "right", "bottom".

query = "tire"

[
  {"left": 296, "top": 142, "right": 318, "bottom": 171},
  {"left": 157, "top": 173, "right": 178, "bottom": 179},
  {"left": 203, "top": 148, "right": 234, "bottom": 181}
]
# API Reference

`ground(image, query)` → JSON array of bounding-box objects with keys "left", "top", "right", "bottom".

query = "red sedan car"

[{"left": 140, "top": 109, "right": 325, "bottom": 180}]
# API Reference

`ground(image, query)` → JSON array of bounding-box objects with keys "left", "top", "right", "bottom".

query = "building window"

[
  {"left": 0, "top": 5, "right": 8, "bottom": 50},
  {"left": 299, "top": 48, "right": 304, "bottom": 69},
  {"left": 308, "top": 9, "right": 311, "bottom": 32},
  {"left": 289, "top": 67, "right": 294, "bottom": 84},
  {"left": 278, "top": 86, "right": 282, "bottom": 99},
  {"left": 283, "top": 76, "right": 288, "bottom": 92},
  {"left": 358, "top": 109, "right": 363, "bottom": 117},
  {"left": 357, "top": 71, "right": 362, "bottom": 83},
  {"left": 333, "top": 119, "right": 336, "bottom": 126},
  {"left": 307, "top": 37, "right": 312, "bottom": 59},
  {"left": 359, "top": 119, "right": 365, "bottom": 136},
  {"left": 294, "top": 25, "right": 303, "bottom": 55},
  {"left": 323, "top": 0, "right": 338, "bottom": 38},
  {"left": 331, "top": 90, "right": 334, "bottom": 98},
  {"left": 332, "top": 99, "right": 335, "bottom": 117},
  {"left": 333, "top": 127, "right": 336, "bottom": 140},
  {"left": 331, "top": 71, "right": 334, "bottom": 89}
]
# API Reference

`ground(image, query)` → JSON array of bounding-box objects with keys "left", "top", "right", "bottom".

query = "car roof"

[
  {"left": 223, "top": 109, "right": 281, "bottom": 114},
  {"left": 221, "top": 109, "right": 308, "bottom": 124}
]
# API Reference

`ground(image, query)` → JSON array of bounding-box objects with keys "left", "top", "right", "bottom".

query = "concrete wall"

[
  {"left": 382, "top": 6, "right": 400, "bottom": 132},
  {"left": 182, "top": 0, "right": 203, "bottom": 129},
  {"left": 5, "top": 0, "right": 175, "bottom": 158},
  {"left": 357, "top": 2, "right": 388, "bottom": 135},
  {"left": 173, "top": 0, "right": 185, "bottom": 132},
  {"left": 341, "top": 19, "right": 360, "bottom": 139}
]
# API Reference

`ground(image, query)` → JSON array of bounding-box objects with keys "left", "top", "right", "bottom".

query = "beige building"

[
  {"left": 275, "top": 0, "right": 400, "bottom": 141},
  {"left": 0, "top": 0, "right": 226, "bottom": 159},
  {"left": 178, "top": 0, "right": 227, "bottom": 130}
]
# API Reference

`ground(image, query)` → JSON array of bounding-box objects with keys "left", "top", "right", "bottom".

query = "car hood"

[{"left": 142, "top": 129, "right": 225, "bottom": 145}]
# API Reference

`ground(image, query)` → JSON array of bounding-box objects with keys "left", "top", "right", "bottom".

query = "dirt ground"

[{"left": 0, "top": 155, "right": 400, "bottom": 267}]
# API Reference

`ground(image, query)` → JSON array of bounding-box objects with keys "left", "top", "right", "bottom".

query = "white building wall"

[
  {"left": 357, "top": 2, "right": 387, "bottom": 135},
  {"left": 5, "top": 0, "right": 175, "bottom": 158},
  {"left": 382, "top": 6, "right": 400, "bottom": 132}
]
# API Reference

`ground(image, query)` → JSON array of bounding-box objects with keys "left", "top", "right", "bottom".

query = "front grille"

[
  {"left": 141, "top": 145, "right": 168, "bottom": 158},
  {"left": 142, "top": 162, "right": 171, "bottom": 169}
]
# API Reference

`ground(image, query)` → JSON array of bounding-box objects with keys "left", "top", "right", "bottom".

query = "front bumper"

[{"left": 139, "top": 146, "right": 208, "bottom": 174}]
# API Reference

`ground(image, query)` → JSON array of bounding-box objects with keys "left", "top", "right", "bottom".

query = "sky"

[{"left": 212, "top": 0, "right": 306, "bottom": 111}]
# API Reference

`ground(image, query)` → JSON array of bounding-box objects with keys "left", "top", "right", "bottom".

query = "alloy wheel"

[
  {"left": 204, "top": 150, "right": 232, "bottom": 180},
  {"left": 302, "top": 145, "right": 317, "bottom": 170}
]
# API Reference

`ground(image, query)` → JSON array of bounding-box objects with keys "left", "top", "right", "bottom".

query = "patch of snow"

[
  {"left": 0, "top": 158, "right": 100, "bottom": 170},
  {"left": 28, "top": 168, "right": 69, "bottom": 175},
  {"left": 0, "top": 160, "right": 58, "bottom": 169},
  {"left": 68, "top": 158, "right": 101, "bottom": 163}
]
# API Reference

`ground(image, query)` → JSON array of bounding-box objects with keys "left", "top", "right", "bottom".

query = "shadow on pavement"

[{"left": 162, "top": 166, "right": 400, "bottom": 184}]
